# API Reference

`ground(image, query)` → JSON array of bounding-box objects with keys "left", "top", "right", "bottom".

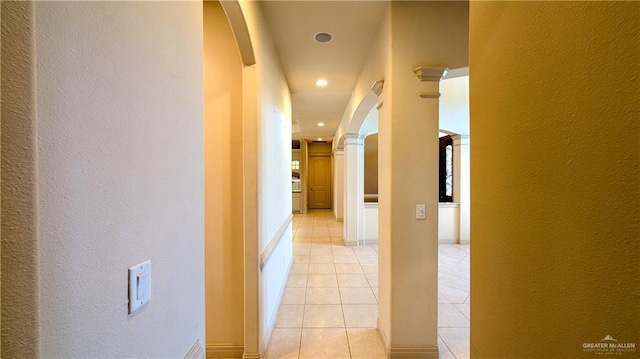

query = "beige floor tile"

[
  {"left": 438, "top": 327, "right": 470, "bottom": 359},
  {"left": 311, "top": 242, "right": 333, "bottom": 249},
  {"left": 308, "top": 263, "right": 336, "bottom": 274},
  {"left": 439, "top": 274, "right": 470, "bottom": 293},
  {"left": 265, "top": 328, "right": 301, "bottom": 359},
  {"left": 312, "top": 237, "right": 332, "bottom": 243},
  {"left": 303, "top": 305, "right": 345, "bottom": 328},
  {"left": 310, "top": 255, "right": 334, "bottom": 264},
  {"left": 332, "top": 246, "right": 355, "bottom": 256},
  {"left": 305, "top": 287, "right": 341, "bottom": 304},
  {"left": 294, "top": 248, "right": 311, "bottom": 256},
  {"left": 339, "top": 287, "right": 377, "bottom": 304},
  {"left": 447, "top": 263, "right": 470, "bottom": 279},
  {"left": 454, "top": 303, "right": 470, "bottom": 321},
  {"left": 290, "top": 263, "right": 309, "bottom": 275},
  {"left": 337, "top": 273, "right": 369, "bottom": 287},
  {"left": 287, "top": 274, "right": 308, "bottom": 288},
  {"left": 343, "top": 305, "right": 377, "bottom": 328},
  {"left": 282, "top": 287, "right": 306, "bottom": 305},
  {"left": 299, "top": 328, "right": 350, "bottom": 359},
  {"left": 353, "top": 246, "right": 377, "bottom": 257},
  {"left": 347, "top": 328, "right": 387, "bottom": 359},
  {"left": 439, "top": 284, "right": 469, "bottom": 304},
  {"left": 335, "top": 263, "right": 364, "bottom": 274},
  {"left": 294, "top": 236, "right": 313, "bottom": 243},
  {"left": 438, "top": 304, "right": 470, "bottom": 327},
  {"left": 294, "top": 255, "right": 310, "bottom": 264},
  {"left": 307, "top": 274, "right": 338, "bottom": 287},
  {"left": 371, "top": 287, "right": 378, "bottom": 301},
  {"left": 356, "top": 255, "right": 378, "bottom": 264},
  {"left": 333, "top": 255, "right": 359, "bottom": 264},
  {"left": 293, "top": 242, "right": 311, "bottom": 250},
  {"left": 275, "top": 305, "right": 304, "bottom": 328},
  {"left": 364, "top": 272, "right": 378, "bottom": 287},
  {"left": 438, "top": 335, "right": 457, "bottom": 359},
  {"left": 310, "top": 248, "right": 333, "bottom": 257},
  {"left": 360, "top": 263, "right": 378, "bottom": 274}
]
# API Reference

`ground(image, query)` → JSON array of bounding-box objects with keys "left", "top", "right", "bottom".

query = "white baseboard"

[
  {"left": 377, "top": 318, "right": 439, "bottom": 359},
  {"left": 438, "top": 238, "right": 457, "bottom": 244},
  {"left": 206, "top": 344, "right": 243, "bottom": 359},
  {"left": 388, "top": 346, "right": 439, "bottom": 359}
]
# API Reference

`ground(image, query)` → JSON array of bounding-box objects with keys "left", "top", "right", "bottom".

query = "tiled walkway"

[{"left": 265, "top": 209, "right": 470, "bottom": 359}]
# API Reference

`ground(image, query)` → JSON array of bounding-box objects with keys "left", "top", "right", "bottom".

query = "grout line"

[{"left": 438, "top": 333, "right": 458, "bottom": 359}]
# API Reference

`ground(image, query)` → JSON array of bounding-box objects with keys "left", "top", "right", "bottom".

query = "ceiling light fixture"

[
  {"left": 314, "top": 32, "right": 333, "bottom": 43},
  {"left": 317, "top": 122, "right": 325, "bottom": 127},
  {"left": 317, "top": 138, "right": 323, "bottom": 141},
  {"left": 316, "top": 79, "right": 328, "bottom": 87}
]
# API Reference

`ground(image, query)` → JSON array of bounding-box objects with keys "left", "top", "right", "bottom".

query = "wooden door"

[{"left": 309, "top": 155, "right": 332, "bottom": 209}]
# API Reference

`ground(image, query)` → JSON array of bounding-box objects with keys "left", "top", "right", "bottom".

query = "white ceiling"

[{"left": 260, "top": 1, "right": 388, "bottom": 142}]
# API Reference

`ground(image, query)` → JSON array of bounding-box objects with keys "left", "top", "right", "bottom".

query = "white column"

[
  {"left": 343, "top": 133, "right": 364, "bottom": 246},
  {"left": 333, "top": 149, "right": 344, "bottom": 221},
  {"left": 453, "top": 135, "right": 470, "bottom": 244}
]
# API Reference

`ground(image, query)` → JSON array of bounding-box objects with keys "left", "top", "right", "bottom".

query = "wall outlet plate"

[{"left": 128, "top": 260, "right": 151, "bottom": 314}]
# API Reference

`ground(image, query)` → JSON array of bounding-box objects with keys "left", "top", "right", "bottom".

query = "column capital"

[
  {"left": 413, "top": 66, "right": 449, "bottom": 82},
  {"left": 452, "top": 134, "right": 470, "bottom": 146},
  {"left": 334, "top": 148, "right": 344, "bottom": 156},
  {"left": 344, "top": 133, "right": 365, "bottom": 146}
]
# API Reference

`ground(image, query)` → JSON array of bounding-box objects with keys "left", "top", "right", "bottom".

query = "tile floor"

[{"left": 265, "top": 209, "right": 470, "bottom": 359}]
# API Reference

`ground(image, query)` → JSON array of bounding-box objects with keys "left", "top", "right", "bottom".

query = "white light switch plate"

[
  {"left": 128, "top": 260, "right": 151, "bottom": 314},
  {"left": 416, "top": 204, "right": 426, "bottom": 220}
]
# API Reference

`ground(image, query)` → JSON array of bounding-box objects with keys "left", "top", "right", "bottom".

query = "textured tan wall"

[
  {"left": 204, "top": 0, "right": 245, "bottom": 353},
  {"left": 470, "top": 2, "right": 639, "bottom": 357},
  {"left": 1, "top": 2, "right": 39, "bottom": 356}
]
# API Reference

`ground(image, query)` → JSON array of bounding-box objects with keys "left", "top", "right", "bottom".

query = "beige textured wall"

[
  {"left": 1, "top": 2, "right": 39, "bottom": 356},
  {"left": 31, "top": 1, "right": 205, "bottom": 356},
  {"left": 470, "top": 2, "right": 639, "bottom": 357},
  {"left": 204, "top": 1, "right": 244, "bottom": 355},
  {"left": 364, "top": 134, "right": 378, "bottom": 195},
  {"left": 236, "top": 1, "right": 293, "bottom": 355}
]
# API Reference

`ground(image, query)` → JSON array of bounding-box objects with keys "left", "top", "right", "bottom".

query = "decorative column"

[
  {"left": 378, "top": 65, "right": 448, "bottom": 358},
  {"left": 300, "top": 139, "right": 309, "bottom": 214},
  {"left": 343, "top": 133, "right": 365, "bottom": 246},
  {"left": 453, "top": 135, "right": 470, "bottom": 244},
  {"left": 333, "top": 148, "right": 345, "bottom": 221}
]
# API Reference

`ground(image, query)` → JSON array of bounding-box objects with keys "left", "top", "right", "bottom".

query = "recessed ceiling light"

[
  {"left": 316, "top": 79, "right": 328, "bottom": 87},
  {"left": 317, "top": 122, "right": 325, "bottom": 127},
  {"left": 314, "top": 32, "right": 333, "bottom": 43},
  {"left": 317, "top": 138, "right": 323, "bottom": 141}
]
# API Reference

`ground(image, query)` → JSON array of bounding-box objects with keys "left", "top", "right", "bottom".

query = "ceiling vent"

[{"left": 314, "top": 32, "right": 333, "bottom": 43}]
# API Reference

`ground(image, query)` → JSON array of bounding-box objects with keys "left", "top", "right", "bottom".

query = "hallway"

[{"left": 265, "top": 210, "right": 470, "bottom": 359}]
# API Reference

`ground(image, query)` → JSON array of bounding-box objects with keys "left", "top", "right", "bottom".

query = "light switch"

[
  {"left": 128, "top": 260, "right": 151, "bottom": 314},
  {"left": 416, "top": 204, "right": 426, "bottom": 220},
  {"left": 137, "top": 272, "right": 149, "bottom": 300}
]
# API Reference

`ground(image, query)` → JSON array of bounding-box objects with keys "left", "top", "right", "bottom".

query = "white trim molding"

[
  {"left": 205, "top": 344, "right": 243, "bottom": 359},
  {"left": 259, "top": 213, "right": 293, "bottom": 271},
  {"left": 388, "top": 346, "right": 439, "bottom": 359}
]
